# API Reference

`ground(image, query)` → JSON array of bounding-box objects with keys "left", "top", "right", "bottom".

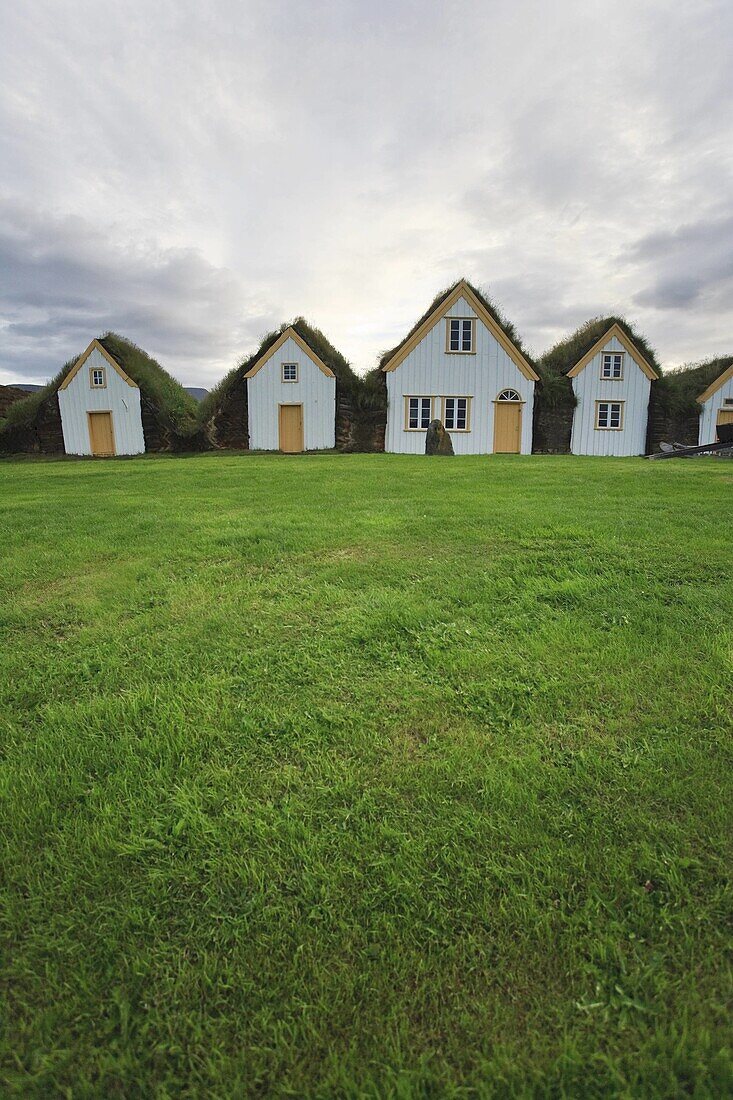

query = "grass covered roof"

[
  {"left": 1, "top": 333, "right": 198, "bottom": 435},
  {"left": 379, "top": 279, "right": 533, "bottom": 371},
  {"left": 659, "top": 355, "right": 733, "bottom": 416},
  {"left": 539, "top": 316, "right": 661, "bottom": 378},
  {"left": 199, "top": 318, "right": 360, "bottom": 423}
]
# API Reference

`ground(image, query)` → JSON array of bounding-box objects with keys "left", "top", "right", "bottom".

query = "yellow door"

[
  {"left": 493, "top": 402, "right": 522, "bottom": 453},
  {"left": 717, "top": 409, "right": 733, "bottom": 439},
  {"left": 279, "top": 404, "right": 304, "bottom": 453},
  {"left": 88, "top": 411, "right": 115, "bottom": 456}
]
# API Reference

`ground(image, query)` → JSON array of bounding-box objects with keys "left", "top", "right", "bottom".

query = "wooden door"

[
  {"left": 717, "top": 409, "right": 733, "bottom": 440},
  {"left": 88, "top": 411, "right": 115, "bottom": 456},
  {"left": 279, "top": 404, "right": 304, "bottom": 453},
  {"left": 493, "top": 403, "right": 522, "bottom": 453}
]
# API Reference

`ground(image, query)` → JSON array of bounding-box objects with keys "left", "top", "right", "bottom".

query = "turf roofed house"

[
  {"left": 199, "top": 320, "right": 361, "bottom": 452},
  {"left": 381, "top": 279, "right": 539, "bottom": 454},
  {"left": 0, "top": 335, "right": 200, "bottom": 456},
  {"left": 537, "top": 318, "right": 660, "bottom": 456},
  {"left": 566, "top": 322, "right": 659, "bottom": 455},
  {"left": 697, "top": 359, "right": 733, "bottom": 444}
]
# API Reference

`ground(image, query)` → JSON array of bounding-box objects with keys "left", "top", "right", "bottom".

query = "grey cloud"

[
  {"left": 627, "top": 216, "right": 733, "bottom": 310},
  {"left": 1, "top": 0, "right": 732, "bottom": 382},
  {"left": 0, "top": 199, "right": 276, "bottom": 384}
]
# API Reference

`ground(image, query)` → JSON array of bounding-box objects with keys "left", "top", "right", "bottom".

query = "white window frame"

[
  {"left": 601, "top": 352, "right": 624, "bottom": 379},
  {"left": 595, "top": 400, "right": 624, "bottom": 430},
  {"left": 90, "top": 367, "right": 107, "bottom": 388},
  {"left": 446, "top": 317, "right": 475, "bottom": 354},
  {"left": 404, "top": 395, "right": 434, "bottom": 431},
  {"left": 442, "top": 396, "right": 471, "bottom": 432},
  {"left": 282, "top": 362, "right": 298, "bottom": 383}
]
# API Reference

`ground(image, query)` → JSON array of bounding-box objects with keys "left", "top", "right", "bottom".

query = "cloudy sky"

[{"left": 1, "top": 0, "right": 731, "bottom": 388}]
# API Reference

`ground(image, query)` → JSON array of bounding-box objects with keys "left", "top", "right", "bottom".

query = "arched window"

[{"left": 497, "top": 388, "right": 522, "bottom": 402}]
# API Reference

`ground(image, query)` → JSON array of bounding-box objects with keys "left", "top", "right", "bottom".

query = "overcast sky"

[{"left": 1, "top": 0, "right": 731, "bottom": 387}]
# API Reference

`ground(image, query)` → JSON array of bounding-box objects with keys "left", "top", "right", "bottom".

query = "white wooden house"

[
  {"left": 245, "top": 327, "right": 336, "bottom": 452},
  {"left": 58, "top": 340, "right": 145, "bottom": 456},
  {"left": 381, "top": 280, "right": 539, "bottom": 454},
  {"left": 567, "top": 323, "right": 658, "bottom": 456},
  {"left": 697, "top": 362, "right": 733, "bottom": 444}
]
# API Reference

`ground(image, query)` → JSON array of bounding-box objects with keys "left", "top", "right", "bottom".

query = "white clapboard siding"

[
  {"left": 246, "top": 336, "right": 335, "bottom": 450},
  {"left": 58, "top": 347, "right": 145, "bottom": 455},
  {"left": 385, "top": 296, "right": 535, "bottom": 454},
  {"left": 570, "top": 336, "right": 651, "bottom": 456},
  {"left": 699, "top": 373, "right": 733, "bottom": 444}
]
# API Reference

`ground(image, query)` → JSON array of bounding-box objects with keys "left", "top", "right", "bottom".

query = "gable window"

[
  {"left": 90, "top": 367, "right": 106, "bottom": 388},
  {"left": 601, "top": 352, "right": 624, "bottom": 379},
  {"left": 405, "top": 396, "right": 434, "bottom": 430},
  {"left": 596, "top": 401, "right": 624, "bottom": 430},
  {"left": 443, "top": 396, "right": 471, "bottom": 431},
  {"left": 282, "top": 363, "right": 298, "bottom": 382},
  {"left": 447, "top": 318, "right": 475, "bottom": 353}
]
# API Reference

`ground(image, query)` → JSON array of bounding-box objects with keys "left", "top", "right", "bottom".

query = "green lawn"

[{"left": 1, "top": 454, "right": 731, "bottom": 1098}]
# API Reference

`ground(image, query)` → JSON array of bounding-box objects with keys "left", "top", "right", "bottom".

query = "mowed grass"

[{"left": 0, "top": 453, "right": 731, "bottom": 1098}]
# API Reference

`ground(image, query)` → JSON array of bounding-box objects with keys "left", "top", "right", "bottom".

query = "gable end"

[
  {"left": 58, "top": 340, "right": 138, "bottom": 391},
  {"left": 244, "top": 327, "right": 336, "bottom": 379},
  {"left": 382, "top": 281, "right": 539, "bottom": 381},
  {"left": 697, "top": 361, "right": 733, "bottom": 404},
  {"left": 567, "top": 323, "right": 658, "bottom": 381}
]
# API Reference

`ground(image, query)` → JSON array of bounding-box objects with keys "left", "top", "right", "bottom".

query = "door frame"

[
  {"left": 278, "top": 403, "right": 304, "bottom": 453},
  {"left": 87, "top": 410, "right": 116, "bottom": 456},
  {"left": 716, "top": 408, "right": 733, "bottom": 440},
  {"left": 492, "top": 398, "right": 524, "bottom": 453}
]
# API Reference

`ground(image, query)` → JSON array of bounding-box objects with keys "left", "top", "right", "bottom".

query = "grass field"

[{"left": 1, "top": 453, "right": 731, "bottom": 1097}]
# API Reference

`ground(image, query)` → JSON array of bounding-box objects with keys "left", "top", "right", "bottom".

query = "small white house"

[
  {"left": 58, "top": 340, "right": 145, "bottom": 456},
  {"left": 697, "top": 362, "right": 733, "bottom": 444},
  {"left": 245, "top": 327, "right": 336, "bottom": 452},
  {"left": 382, "top": 280, "right": 539, "bottom": 454},
  {"left": 567, "top": 323, "right": 658, "bottom": 456}
]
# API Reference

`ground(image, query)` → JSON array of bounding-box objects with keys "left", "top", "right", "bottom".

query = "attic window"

[
  {"left": 724, "top": 398, "right": 733, "bottom": 406},
  {"left": 282, "top": 363, "right": 298, "bottom": 383},
  {"left": 601, "top": 352, "right": 624, "bottom": 379},
  {"left": 90, "top": 367, "right": 106, "bottom": 388},
  {"left": 596, "top": 401, "right": 624, "bottom": 430},
  {"left": 447, "top": 318, "right": 475, "bottom": 353}
]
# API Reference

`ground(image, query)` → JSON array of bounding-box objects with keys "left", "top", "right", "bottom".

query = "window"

[
  {"left": 724, "top": 398, "right": 733, "bottom": 407},
  {"left": 443, "top": 396, "right": 470, "bottom": 431},
  {"left": 90, "top": 367, "right": 106, "bottom": 388},
  {"left": 405, "top": 396, "right": 433, "bottom": 430},
  {"left": 282, "top": 363, "right": 298, "bottom": 382},
  {"left": 497, "top": 389, "right": 522, "bottom": 402},
  {"left": 596, "top": 401, "right": 624, "bottom": 429},
  {"left": 446, "top": 318, "right": 475, "bottom": 353},
  {"left": 601, "top": 352, "right": 624, "bottom": 379}
]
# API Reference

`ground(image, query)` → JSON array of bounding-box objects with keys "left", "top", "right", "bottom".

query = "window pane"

[
  {"left": 444, "top": 398, "right": 455, "bottom": 428},
  {"left": 598, "top": 403, "right": 609, "bottom": 427},
  {"left": 457, "top": 398, "right": 467, "bottom": 429},
  {"left": 420, "top": 398, "right": 431, "bottom": 427},
  {"left": 462, "top": 320, "right": 472, "bottom": 351},
  {"left": 449, "top": 320, "right": 460, "bottom": 351},
  {"left": 409, "top": 398, "right": 418, "bottom": 428}
]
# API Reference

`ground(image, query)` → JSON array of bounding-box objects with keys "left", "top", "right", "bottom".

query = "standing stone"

[{"left": 425, "top": 419, "right": 454, "bottom": 455}]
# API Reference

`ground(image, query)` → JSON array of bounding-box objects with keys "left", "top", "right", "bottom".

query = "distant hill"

[{"left": 12, "top": 382, "right": 209, "bottom": 401}]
